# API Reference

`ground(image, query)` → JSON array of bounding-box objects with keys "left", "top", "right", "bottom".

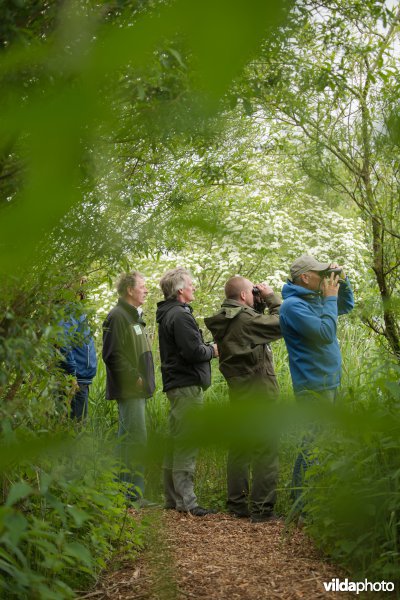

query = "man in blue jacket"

[
  {"left": 280, "top": 254, "right": 354, "bottom": 507},
  {"left": 59, "top": 307, "right": 97, "bottom": 421}
]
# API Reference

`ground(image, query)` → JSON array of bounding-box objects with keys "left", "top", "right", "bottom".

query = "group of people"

[{"left": 60, "top": 255, "right": 354, "bottom": 523}]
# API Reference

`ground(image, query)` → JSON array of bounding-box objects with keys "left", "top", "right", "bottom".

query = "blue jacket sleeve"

[
  {"left": 284, "top": 297, "right": 338, "bottom": 345},
  {"left": 338, "top": 277, "right": 354, "bottom": 315}
]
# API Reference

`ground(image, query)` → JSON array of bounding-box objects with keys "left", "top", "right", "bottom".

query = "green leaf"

[
  {"left": 66, "top": 505, "right": 90, "bottom": 527},
  {"left": 0, "top": 557, "right": 21, "bottom": 579},
  {"left": 168, "top": 48, "right": 186, "bottom": 69},
  {"left": 338, "top": 540, "right": 357, "bottom": 553},
  {"left": 0, "top": 433, "right": 70, "bottom": 473},
  {"left": 3, "top": 512, "right": 28, "bottom": 546},
  {"left": 64, "top": 542, "right": 93, "bottom": 567},
  {"left": 5, "top": 482, "right": 33, "bottom": 507}
]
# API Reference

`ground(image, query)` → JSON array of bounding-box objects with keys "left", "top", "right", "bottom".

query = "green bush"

[
  {"left": 301, "top": 363, "right": 400, "bottom": 582},
  {"left": 0, "top": 430, "right": 144, "bottom": 599}
]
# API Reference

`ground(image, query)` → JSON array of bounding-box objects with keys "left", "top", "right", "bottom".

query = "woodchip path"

[{"left": 83, "top": 509, "right": 355, "bottom": 600}]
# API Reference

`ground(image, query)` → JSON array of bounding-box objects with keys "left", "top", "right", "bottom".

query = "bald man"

[{"left": 205, "top": 276, "right": 282, "bottom": 522}]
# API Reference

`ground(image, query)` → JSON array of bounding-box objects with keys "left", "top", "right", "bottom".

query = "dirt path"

[{"left": 87, "top": 509, "right": 353, "bottom": 600}]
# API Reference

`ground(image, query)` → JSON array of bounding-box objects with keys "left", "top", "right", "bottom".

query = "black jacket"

[
  {"left": 102, "top": 298, "right": 155, "bottom": 400},
  {"left": 156, "top": 299, "right": 214, "bottom": 392}
]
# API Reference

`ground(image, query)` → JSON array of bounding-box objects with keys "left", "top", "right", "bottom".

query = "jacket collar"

[
  {"left": 219, "top": 298, "right": 255, "bottom": 318},
  {"left": 157, "top": 298, "right": 193, "bottom": 312},
  {"left": 282, "top": 280, "right": 321, "bottom": 300},
  {"left": 118, "top": 297, "right": 143, "bottom": 322},
  {"left": 221, "top": 299, "right": 245, "bottom": 308}
]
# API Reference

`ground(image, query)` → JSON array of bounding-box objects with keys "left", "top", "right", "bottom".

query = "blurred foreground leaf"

[{"left": 0, "top": 433, "right": 69, "bottom": 473}]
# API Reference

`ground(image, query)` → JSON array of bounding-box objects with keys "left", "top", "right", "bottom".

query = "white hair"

[{"left": 160, "top": 267, "right": 191, "bottom": 300}]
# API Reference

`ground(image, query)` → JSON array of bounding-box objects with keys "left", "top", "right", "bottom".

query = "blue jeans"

[
  {"left": 292, "top": 388, "right": 337, "bottom": 509},
  {"left": 70, "top": 383, "right": 89, "bottom": 420},
  {"left": 117, "top": 397, "right": 147, "bottom": 501}
]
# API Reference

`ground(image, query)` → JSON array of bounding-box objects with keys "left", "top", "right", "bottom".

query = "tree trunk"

[{"left": 361, "top": 75, "right": 400, "bottom": 361}]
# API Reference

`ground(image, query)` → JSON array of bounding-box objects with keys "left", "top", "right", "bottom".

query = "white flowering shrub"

[{"left": 92, "top": 181, "right": 369, "bottom": 330}]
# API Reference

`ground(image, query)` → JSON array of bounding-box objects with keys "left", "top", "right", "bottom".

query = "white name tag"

[{"left": 133, "top": 324, "right": 143, "bottom": 335}]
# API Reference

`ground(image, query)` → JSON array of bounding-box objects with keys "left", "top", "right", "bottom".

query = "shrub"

[{"left": 0, "top": 430, "right": 144, "bottom": 599}]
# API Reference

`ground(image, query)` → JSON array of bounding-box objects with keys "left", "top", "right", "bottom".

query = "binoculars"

[{"left": 319, "top": 268, "right": 342, "bottom": 277}]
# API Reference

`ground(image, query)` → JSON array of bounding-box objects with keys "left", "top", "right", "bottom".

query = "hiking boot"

[
  {"left": 250, "top": 512, "right": 280, "bottom": 523},
  {"left": 188, "top": 506, "right": 217, "bottom": 517},
  {"left": 228, "top": 510, "right": 250, "bottom": 519}
]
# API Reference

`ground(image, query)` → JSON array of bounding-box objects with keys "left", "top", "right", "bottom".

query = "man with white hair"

[{"left": 156, "top": 267, "right": 218, "bottom": 516}]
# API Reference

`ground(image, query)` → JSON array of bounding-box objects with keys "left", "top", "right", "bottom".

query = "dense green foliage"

[
  {"left": 1, "top": 0, "right": 400, "bottom": 596},
  {"left": 0, "top": 431, "right": 144, "bottom": 599},
  {"left": 304, "top": 364, "right": 400, "bottom": 581}
]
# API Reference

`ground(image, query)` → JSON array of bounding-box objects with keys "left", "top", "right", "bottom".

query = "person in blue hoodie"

[
  {"left": 280, "top": 254, "right": 354, "bottom": 510},
  {"left": 59, "top": 280, "right": 97, "bottom": 421}
]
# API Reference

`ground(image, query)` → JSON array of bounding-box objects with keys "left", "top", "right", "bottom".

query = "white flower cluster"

[{"left": 91, "top": 180, "right": 370, "bottom": 323}]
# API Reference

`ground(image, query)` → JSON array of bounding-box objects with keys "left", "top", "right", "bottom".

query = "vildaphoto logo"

[{"left": 323, "top": 578, "right": 395, "bottom": 594}]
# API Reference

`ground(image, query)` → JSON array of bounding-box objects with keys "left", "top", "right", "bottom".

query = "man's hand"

[
  {"left": 255, "top": 282, "right": 274, "bottom": 299},
  {"left": 212, "top": 343, "right": 219, "bottom": 358},
  {"left": 136, "top": 376, "right": 143, "bottom": 388},
  {"left": 321, "top": 272, "right": 340, "bottom": 297},
  {"left": 329, "top": 262, "right": 345, "bottom": 270}
]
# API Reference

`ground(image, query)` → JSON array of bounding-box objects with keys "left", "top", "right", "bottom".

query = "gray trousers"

[
  {"left": 163, "top": 385, "right": 203, "bottom": 512},
  {"left": 117, "top": 397, "right": 147, "bottom": 501}
]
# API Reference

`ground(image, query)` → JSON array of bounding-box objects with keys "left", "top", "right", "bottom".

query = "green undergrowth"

[
  {"left": 2, "top": 322, "right": 400, "bottom": 596},
  {"left": 301, "top": 364, "right": 400, "bottom": 585},
  {"left": 0, "top": 426, "right": 144, "bottom": 599}
]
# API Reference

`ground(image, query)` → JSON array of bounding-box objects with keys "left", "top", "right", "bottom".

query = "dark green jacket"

[
  {"left": 204, "top": 294, "right": 281, "bottom": 390},
  {"left": 102, "top": 298, "right": 155, "bottom": 400}
]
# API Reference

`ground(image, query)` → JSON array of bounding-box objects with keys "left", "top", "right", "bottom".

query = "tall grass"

[
  {"left": 303, "top": 374, "right": 400, "bottom": 582},
  {"left": 285, "top": 322, "right": 400, "bottom": 583}
]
